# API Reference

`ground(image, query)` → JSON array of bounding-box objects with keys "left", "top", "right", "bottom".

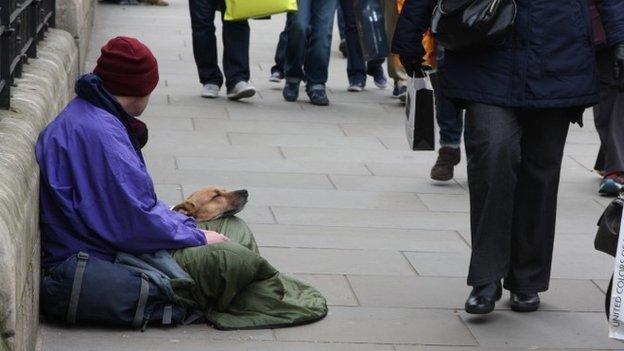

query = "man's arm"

[
  {"left": 594, "top": 0, "right": 624, "bottom": 82},
  {"left": 391, "top": 0, "right": 435, "bottom": 58},
  {"left": 71, "top": 121, "right": 207, "bottom": 253}
]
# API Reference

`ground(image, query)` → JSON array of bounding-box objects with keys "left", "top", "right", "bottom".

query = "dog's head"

[{"left": 173, "top": 187, "right": 249, "bottom": 222}]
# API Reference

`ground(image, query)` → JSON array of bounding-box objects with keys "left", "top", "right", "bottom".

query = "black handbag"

[{"left": 431, "top": 0, "right": 517, "bottom": 52}]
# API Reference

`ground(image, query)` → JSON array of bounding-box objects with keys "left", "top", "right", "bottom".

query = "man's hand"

[
  {"left": 614, "top": 43, "right": 624, "bottom": 88},
  {"left": 399, "top": 55, "right": 425, "bottom": 78},
  {"left": 202, "top": 230, "right": 229, "bottom": 244}
]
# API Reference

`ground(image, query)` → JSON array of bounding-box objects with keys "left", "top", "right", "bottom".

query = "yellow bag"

[{"left": 224, "top": 0, "right": 298, "bottom": 21}]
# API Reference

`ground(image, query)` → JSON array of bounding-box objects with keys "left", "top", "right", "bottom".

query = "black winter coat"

[{"left": 392, "top": 0, "right": 624, "bottom": 108}]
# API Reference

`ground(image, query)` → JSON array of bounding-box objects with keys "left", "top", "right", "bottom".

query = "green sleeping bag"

[{"left": 171, "top": 216, "right": 328, "bottom": 330}]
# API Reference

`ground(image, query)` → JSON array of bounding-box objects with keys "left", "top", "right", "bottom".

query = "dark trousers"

[
  {"left": 339, "top": 0, "right": 384, "bottom": 84},
  {"left": 593, "top": 49, "right": 624, "bottom": 174},
  {"left": 431, "top": 71, "right": 463, "bottom": 148},
  {"left": 284, "top": 0, "right": 338, "bottom": 88},
  {"left": 465, "top": 103, "right": 571, "bottom": 293},
  {"left": 271, "top": 16, "right": 293, "bottom": 75},
  {"left": 189, "top": 0, "right": 250, "bottom": 90}
]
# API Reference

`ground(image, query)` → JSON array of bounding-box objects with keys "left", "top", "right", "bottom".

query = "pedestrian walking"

[
  {"left": 339, "top": 0, "right": 388, "bottom": 92},
  {"left": 429, "top": 46, "right": 464, "bottom": 182},
  {"left": 393, "top": 0, "right": 624, "bottom": 314},
  {"left": 382, "top": 0, "right": 409, "bottom": 99},
  {"left": 269, "top": 17, "right": 293, "bottom": 83},
  {"left": 189, "top": 0, "right": 255, "bottom": 100},
  {"left": 590, "top": 0, "right": 624, "bottom": 196},
  {"left": 282, "top": 0, "right": 338, "bottom": 106}
]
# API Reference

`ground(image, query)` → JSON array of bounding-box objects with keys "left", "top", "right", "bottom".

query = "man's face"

[{"left": 129, "top": 95, "right": 150, "bottom": 117}]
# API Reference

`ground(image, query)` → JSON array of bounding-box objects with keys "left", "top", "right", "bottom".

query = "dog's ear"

[{"left": 173, "top": 201, "right": 196, "bottom": 216}]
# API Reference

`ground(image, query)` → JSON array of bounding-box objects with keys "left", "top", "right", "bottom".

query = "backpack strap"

[
  {"left": 132, "top": 273, "right": 150, "bottom": 328},
  {"left": 66, "top": 252, "right": 89, "bottom": 324}
]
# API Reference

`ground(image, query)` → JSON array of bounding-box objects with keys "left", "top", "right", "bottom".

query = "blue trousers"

[
  {"left": 284, "top": 0, "right": 338, "bottom": 89},
  {"left": 434, "top": 48, "right": 463, "bottom": 148}
]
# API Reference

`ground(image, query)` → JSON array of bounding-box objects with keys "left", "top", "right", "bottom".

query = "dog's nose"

[{"left": 239, "top": 190, "right": 249, "bottom": 198}]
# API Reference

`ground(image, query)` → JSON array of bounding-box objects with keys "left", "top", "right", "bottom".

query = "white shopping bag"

[
  {"left": 405, "top": 75, "right": 435, "bottom": 151},
  {"left": 609, "top": 204, "right": 624, "bottom": 340}
]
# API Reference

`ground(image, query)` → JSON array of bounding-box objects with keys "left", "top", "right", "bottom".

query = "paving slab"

[
  {"left": 260, "top": 248, "right": 416, "bottom": 276},
  {"left": 177, "top": 158, "right": 371, "bottom": 175},
  {"left": 348, "top": 275, "right": 605, "bottom": 312},
  {"left": 274, "top": 307, "right": 477, "bottom": 346},
  {"left": 460, "top": 311, "right": 622, "bottom": 349},
  {"left": 252, "top": 224, "right": 470, "bottom": 252},
  {"left": 193, "top": 119, "right": 346, "bottom": 136},
  {"left": 292, "top": 274, "right": 358, "bottom": 307}
]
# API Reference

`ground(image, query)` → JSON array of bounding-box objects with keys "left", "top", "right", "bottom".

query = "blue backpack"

[{"left": 41, "top": 252, "right": 201, "bottom": 330}]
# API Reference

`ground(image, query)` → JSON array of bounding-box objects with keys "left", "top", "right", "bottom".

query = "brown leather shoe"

[{"left": 430, "top": 147, "right": 461, "bottom": 181}]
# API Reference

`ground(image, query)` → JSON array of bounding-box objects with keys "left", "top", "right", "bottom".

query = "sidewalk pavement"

[{"left": 40, "top": 1, "right": 622, "bottom": 350}]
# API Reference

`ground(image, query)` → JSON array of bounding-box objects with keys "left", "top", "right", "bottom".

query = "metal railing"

[{"left": 0, "top": 0, "right": 55, "bottom": 109}]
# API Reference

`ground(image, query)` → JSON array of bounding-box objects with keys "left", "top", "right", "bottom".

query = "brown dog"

[{"left": 173, "top": 187, "right": 249, "bottom": 222}]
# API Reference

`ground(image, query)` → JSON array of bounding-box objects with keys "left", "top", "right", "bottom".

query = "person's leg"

[
  {"left": 188, "top": 0, "right": 222, "bottom": 86},
  {"left": 430, "top": 72, "right": 464, "bottom": 181},
  {"left": 338, "top": 0, "right": 366, "bottom": 87},
  {"left": 337, "top": 5, "right": 346, "bottom": 42},
  {"left": 221, "top": 16, "right": 251, "bottom": 91},
  {"left": 381, "top": 0, "right": 408, "bottom": 88},
  {"left": 504, "top": 110, "right": 571, "bottom": 294},
  {"left": 464, "top": 103, "right": 522, "bottom": 287},
  {"left": 285, "top": 2, "right": 312, "bottom": 83},
  {"left": 595, "top": 85, "right": 624, "bottom": 175},
  {"left": 305, "top": 0, "right": 338, "bottom": 90},
  {"left": 272, "top": 16, "right": 292, "bottom": 76}
]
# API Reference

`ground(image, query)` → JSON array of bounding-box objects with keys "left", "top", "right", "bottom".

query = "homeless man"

[{"left": 36, "top": 37, "right": 327, "bottom": 329}]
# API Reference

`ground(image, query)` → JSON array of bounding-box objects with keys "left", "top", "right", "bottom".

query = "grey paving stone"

[
  {"left": 348, "top": 276, "right": 604, "bottom": 312},
  {"left": 366, "top": 161, "right": 469, "bottom": 179},
  {"left": 252, "top": 224, "right": 469, "bottom": 252},
  {"left": 403, "top": 251, "right": 470, "bottom": 277},
  {"left": 143, "top": 104, "right": 229, "bottom": 119},
  {"left": 340, "top": 123, "right": 404, "bottom": 137},
  {"left": 177, "top": 158, "right": 370, "bottom": 175},
  {"left": 271, "top": 207, "right": 470, "bottom": 231},
  {"left": 282, "top": 146, "right": 440, "bottom": 163},
  {"left": 418, "top": 194, "right": 470, "bottom": 212},
  {"left": 152, "top": 171, "right": 334, "bottom": 190},
  {"left": 232, "top": 206, "right": 275, "bottom": 224},
  {"left": 44, "top": 337, "right": 394, "bottom": 351},
  {"left": 329, "top": 175, "right": 467, "bottom": 194},
  {"left": 460, "top": 311, "right": 622, "bottom": 349},
  {"left": 274, "top": 307, "right": 477, "bottom": 345},
  {"left": 550, "top": 234, "right": 613, "bottom": 280},
  {"left": 193, "top": 119, "right": 345, "bottom": 136},
  {"left": 292, "top": 274, "right": 358, "bottom": 306},
  {"left": 154, "top": 183, "right": 183, "bottom": 205},
  {"left": 259, "top": 248, "right": 416, "bottom": 276},
  {"left": 140, "top": 117, "right": 194, "bottom": 131},
  {"left": 394, "top": 347, "right": 601, "bottom": 351},
  {"left": 238, "top": 188, "right": 427, "bottom": 210},
  {"left": 229, "top": 133, "right": 387, "bottom": 150}
]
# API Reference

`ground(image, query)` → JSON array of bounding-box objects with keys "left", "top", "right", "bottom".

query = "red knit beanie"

[{"left": 94, "top": 37, "right": 159, "bottom": 97}]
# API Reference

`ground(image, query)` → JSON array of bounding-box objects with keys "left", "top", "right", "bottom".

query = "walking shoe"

[
  {"left": 370, "top": 69, "right": 388, "bottom": 89},
  {"left": 465, "top": 281, "right": 502, "bottom": 315},
  {"left": 201, "top": 83, "right": 220, "bottom": 98},
  {"left": 430, "top": 147, "right": 461, "bottom": 181},
  {"left": 339, "top": 40, "right": 348, "bottom": 58},
  {"left": 227, "top": 81, "right": 256, "bottom": 101},
  {"left": 283, "top": 81, "right": 300, "bottom": 102},
  {"left": 510, "top": 292, "right": 540, "bottom": 312},
  {"left": 269, "top": 70, "right": 284, "bottom": 83},
  {"left": 348, "top": 80, "right": 365, "bottom": 92},
  {"left": 307, "top": 89, "right": 330, "bottom": 106},
  {"left": 599, "top": 173, "right": 624, "bottom": 196},
  {"left": 392, "top": 83, "right": 407, "bottom": 99}
]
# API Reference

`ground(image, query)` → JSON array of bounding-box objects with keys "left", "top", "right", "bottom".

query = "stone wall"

[
  {"left": 56, "top": 0, "right": 96, "bottom": 70},
  {"left": 0, "top": 29, "right": 79, "bottom": 351}
]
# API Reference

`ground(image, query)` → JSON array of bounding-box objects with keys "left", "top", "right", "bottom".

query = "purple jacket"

[{"left": 36, "top": 98, "right": 206, "bottom": 267}]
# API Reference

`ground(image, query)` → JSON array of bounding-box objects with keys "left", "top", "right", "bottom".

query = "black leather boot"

[
  {"left": 510, "top": 292, "right": 540, "bottom": 312},
  {"left": 465, "top": 281, "right": 502, "bottom": 314}
]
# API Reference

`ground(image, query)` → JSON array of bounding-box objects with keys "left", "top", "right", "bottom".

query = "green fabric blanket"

[{"left": 171, "top": 217, "right": 328, "bottom": 330}]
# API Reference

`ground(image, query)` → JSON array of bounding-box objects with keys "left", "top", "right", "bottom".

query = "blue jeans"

[
  {"left": 337, "top": 6, "right": 346, "bottom": 41},
  {"left": 339, "top": 0, "right": 384, "bottom": 84},
  {"left": 434, "top": 48, "right": 463, "bottom": 148},
  {"left": 284, "top": 0, "right": 338, "bottom": 89},
  {"left": 271, "top": 16, "right": 293, "bottom": 75}
]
